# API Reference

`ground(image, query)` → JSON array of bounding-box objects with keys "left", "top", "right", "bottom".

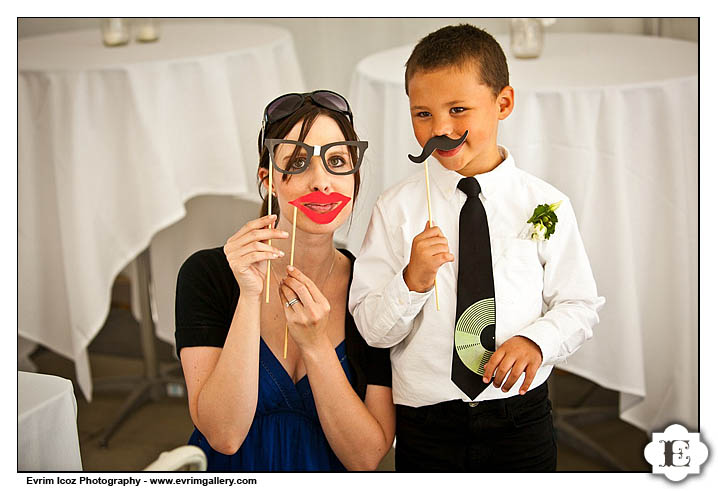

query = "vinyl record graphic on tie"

[{"left": 454, "top": 298, "right": 496, "bottom": 376}]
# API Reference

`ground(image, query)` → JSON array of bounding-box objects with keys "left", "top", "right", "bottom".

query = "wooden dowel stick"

[
  {"left": 283, "top": 326, "right": 289, "bottom": 359},
  {"left": 424, "top": 161, "right": 433, "bottom": 226},
  {"left": 265, "top": 170, "right": 273, "bottom": 304},
  {"left": 424, "top": 161, "right": 439, "bottom": 311},
  {"left": 284, "top": 205, "right": 298, "bottom": 359},
  {"left": 290, "top": 205, "right": 297, "bottom": 265}
]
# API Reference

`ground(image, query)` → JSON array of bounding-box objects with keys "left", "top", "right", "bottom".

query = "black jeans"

[{"left": 395, "top": 382, "right": 557, "bottom": 472}]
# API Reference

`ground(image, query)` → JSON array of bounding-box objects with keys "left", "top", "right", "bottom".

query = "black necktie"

[{"left": 452, "top": 177, "right": 496, "bottom": 399}]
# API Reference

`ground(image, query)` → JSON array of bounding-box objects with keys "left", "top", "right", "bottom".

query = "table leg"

[
  {"left": 95, "top": 247, "right": 184, "bottom": 448},
  {"left": 135, "top": 248, "right": 163, "bottom": 399}
]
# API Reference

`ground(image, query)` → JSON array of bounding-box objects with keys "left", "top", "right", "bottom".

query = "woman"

[{"left": 174, "top": 90, "right": 395, "bottom": 471}]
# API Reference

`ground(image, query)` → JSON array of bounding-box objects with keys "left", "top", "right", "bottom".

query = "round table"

[
  {"left": 18, "top": 23, "right": 305, "bottom": 401},
  {"left": 18, "top": 371, "right": 83, "bottom": 471},
  {"left": 344, "top": 33, "right": 697, "bottom": 433}
]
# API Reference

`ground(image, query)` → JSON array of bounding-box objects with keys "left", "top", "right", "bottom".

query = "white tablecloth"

[
  {"left": 344, "top": 33, "right": 697, "bottom": 433},
  {"left": 18, "top": 371, "right": 83, "bottom": 471},
  {"left": 18, "top": 23, "right": 305, "bottom": 401}
]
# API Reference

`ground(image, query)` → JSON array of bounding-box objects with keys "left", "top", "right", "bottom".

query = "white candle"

[
  {"left": 101, "top": 18, "right": 129, "bottom": 47},
  {"left": 103, "top": 30, "right": 128, "bottom": 46},
  {"left": 136, "top": 21, "right": 159, "bottom": 42}
]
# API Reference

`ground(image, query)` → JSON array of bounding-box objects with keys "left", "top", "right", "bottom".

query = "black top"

[{"left": 174, "top": 247, "right": 391, "bottom": 400}]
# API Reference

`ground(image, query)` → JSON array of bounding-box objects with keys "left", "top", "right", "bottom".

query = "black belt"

[{"left": 398, "top": 381, "right": 549, "bottom": 419}]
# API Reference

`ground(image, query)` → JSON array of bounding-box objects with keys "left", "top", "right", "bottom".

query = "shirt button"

[{"left": 468, "top": 402, "right": 479, "bottom": 407}]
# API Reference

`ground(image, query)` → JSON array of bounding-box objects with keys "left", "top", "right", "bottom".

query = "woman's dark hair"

[
  {"left": 257, "top": 99, "right": 361, "bottom": 220},
  {"left": 404, "top": 23, "right": 509, "bottom": 97}
]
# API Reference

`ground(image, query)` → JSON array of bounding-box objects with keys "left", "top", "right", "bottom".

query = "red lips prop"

[{"left": 289, "top": 191, "right": 351, "bottom": 224}]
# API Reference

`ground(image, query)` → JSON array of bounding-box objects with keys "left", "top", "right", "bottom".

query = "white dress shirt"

[{"left": 349, "top": 146, "right": 605, "bottom": 407}]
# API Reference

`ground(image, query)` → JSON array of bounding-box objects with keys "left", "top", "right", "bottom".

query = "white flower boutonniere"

[{"left": 526, "top": 201, "right": 562, "bottom": 241}]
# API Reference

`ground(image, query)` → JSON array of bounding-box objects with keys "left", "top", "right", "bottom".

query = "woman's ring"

[{"left": 285, "top": 297, "right": 300, "bottom": 308}]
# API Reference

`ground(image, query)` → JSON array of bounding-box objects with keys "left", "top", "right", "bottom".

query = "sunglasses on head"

[
  {"left": 263, "top": 90, "right": 354, "bottom": 126},
  {"left": 260, "top": 90, "right": 354, "bottom": 149}
]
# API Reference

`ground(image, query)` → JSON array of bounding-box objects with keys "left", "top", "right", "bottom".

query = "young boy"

[{"left": 349, "top": 24, "right": 605, "bottom": 471}]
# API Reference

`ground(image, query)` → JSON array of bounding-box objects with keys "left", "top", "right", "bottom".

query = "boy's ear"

[{"left": 496, "top": 85, "right": 515, "bottom": 120}]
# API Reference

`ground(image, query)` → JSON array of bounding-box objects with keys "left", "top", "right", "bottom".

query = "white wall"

[{"left": 18, "top": 17, "right": 697, "bottom": 98}]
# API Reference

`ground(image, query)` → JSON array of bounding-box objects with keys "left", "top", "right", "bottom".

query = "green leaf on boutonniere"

[{"left": 527, "top": 201, "right": 562, "bottom": 240}]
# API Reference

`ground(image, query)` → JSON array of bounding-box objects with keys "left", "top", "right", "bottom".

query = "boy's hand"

[
  {"left": 483, "top": 336, "right": 543, "bottom": 395},
  {"left": 403, "top": 221, "right": 454, "bottom": 293}
]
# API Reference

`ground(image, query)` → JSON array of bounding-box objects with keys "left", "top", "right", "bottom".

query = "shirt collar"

[{"left": 430, "top": 145, "right": 516, "bottom": 200}]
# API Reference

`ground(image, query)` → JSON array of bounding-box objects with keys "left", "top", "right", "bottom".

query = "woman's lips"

[
  {"left": 289, "top": 192, "right": 351, "bottom": 224},
  {"left": 303, "top": 202, "right": 339, "bottom": 213},
  {"left": 436, "top": 142, "right": 464, "bottom": 158}
]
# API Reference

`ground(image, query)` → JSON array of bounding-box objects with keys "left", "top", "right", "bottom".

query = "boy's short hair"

[{"left": 404, "top": 24, "right": 509, "bottom": 97}]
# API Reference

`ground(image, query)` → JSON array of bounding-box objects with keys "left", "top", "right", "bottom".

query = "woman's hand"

[
  {"left": 278, "top": 265, "right": 332, "bottom": 353},
  {"left": 223, "top": 215, "right": 288, "bottom": 298}
]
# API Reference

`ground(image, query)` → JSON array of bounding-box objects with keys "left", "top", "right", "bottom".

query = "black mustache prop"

[{"left": 408, "top": 130, "right": 469, "bottom": 163}]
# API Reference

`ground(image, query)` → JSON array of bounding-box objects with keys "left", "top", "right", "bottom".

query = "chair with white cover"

[{"left": 143, "top": 445, "right": 207, "bottom": 471}]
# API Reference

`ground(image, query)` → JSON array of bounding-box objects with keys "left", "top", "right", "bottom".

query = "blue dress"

[
  {"left": 175, "top": 247, "right": 391, "bottom": 471},
  {"left": 188, "top": 337, "right": 352, "bottom": 471}
]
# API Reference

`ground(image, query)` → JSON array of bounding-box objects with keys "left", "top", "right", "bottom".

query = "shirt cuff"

[
  {"left": 515, "top": 320, "right": 562, "bottom": 367},
  {"left": 384, "top": 269, "right": 433, "bottom": 321}
]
